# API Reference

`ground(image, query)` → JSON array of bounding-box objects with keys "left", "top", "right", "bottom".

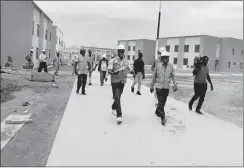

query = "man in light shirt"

[{"left": 38, "top": 49, "right": 48, "bottom": 72}]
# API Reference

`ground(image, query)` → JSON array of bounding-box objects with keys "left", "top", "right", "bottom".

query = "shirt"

[
  {"left": 39, "top": 54, "right": 47, "bottom": 62},
  {"left": 151, "top": 61, "right": 177, "bottom": 89},
  {"left": 194, "top": 65, "right": 209, "bottom": 84},
  {"left": 133, "top": 58, "right": 144, "bottom": 74},
  {"left": 108, "top": 56, "right": 131, "bottom": 84},
  {"left": 76, "top": 54, "right": 90, "bottom": 75}
]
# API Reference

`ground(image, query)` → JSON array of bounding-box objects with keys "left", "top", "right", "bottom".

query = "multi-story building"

[
  {"left": 51, "top": 26, "right": 65, "bottom": 60},
  {"left": 158, "top": 35, "right": 244, "bottom": 72},
  {"left": 117, "top": 39, "right": 156, "bottom": 65},
  {"left": 1, "top": 1, "right": 55, "bottom": 69}
]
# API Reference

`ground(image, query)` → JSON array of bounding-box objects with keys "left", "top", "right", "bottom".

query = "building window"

[
  {"left": 45, "top": 30, "right": 47, "bottom": 40},
  {"left": 133, "top": 46, "right": 135, "bottom": 51},
  {"left": 195, "top": 45, "right": 200, "bottom": 53},
  {"left": 128, "top": 46, "right": 131, "bottom": 51},
  {"left": 36, "top": 48, "right": 39, "bottom": 59},
  {"left": 183, "top": 58, "right": 188, "bottom": 65},
  {"left": 50, "top": 32, "right": 51, "bottom": 41},
  {"left": 127, "top": 55, "right": 130, "bottom": 60},
  {"left": 32, "top": 21, "right": 34, "bottom": 35},
  {"left": 133, "top": 55, "right": 135, "bottom": 60},
  {"left": 240, "top": 63, "right": 243, "bottom": 69},
  {"left": 232, "top": 49, "right": 235, "bottom": 55},
  {"left": 174, "top": 45, "right": 178, "bottom": 52},
  {"left": 37, "top": 24, "right": 40, "bottom": 37},
  {"left": 184, "top": 45, "right": 189, "bottom": 52},
  {"left": 234, "top": 62, "right": 236, "bottom": 65},
  {"left": 166, "top": 45, "right": 170, "bottom": 52},
  {"left": 49, "top": 49, "right": 51, "bottom": 58},
  {"left": 241, "top": 50, "right": 243, "bottom": 56},
  {"left": 228, "top": 62, "right": 231, "bottom": 68},
  {"left": 173, "top": 58, "right": 177, "bottom": 64}
]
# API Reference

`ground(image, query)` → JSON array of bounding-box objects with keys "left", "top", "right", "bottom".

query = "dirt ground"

[
  {"left": 1, "top": 65, "right": 75, "bottom": 166},
  {"left": 129, "top": 73, "right": 243, "bottom": 128}
]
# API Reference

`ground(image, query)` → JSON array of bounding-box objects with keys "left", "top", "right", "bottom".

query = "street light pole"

[{"left": 154, "top": 0, "right": 162, "bottom": 60}]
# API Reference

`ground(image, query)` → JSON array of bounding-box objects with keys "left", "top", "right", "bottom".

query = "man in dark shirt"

[
  {"left": 189, "top": 56, "right": 213, "bottom": 114},
  {"left": 131, "top": 52, "right": 145, "bottom": 95}
]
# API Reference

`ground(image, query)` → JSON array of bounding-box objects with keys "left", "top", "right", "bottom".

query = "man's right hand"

[{"left": 150, "top": 88, "right": 154, "bottom": 93}]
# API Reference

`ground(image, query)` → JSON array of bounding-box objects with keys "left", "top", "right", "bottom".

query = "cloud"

[{"left": 34, "top": 1, "right": 243, "bottom": 48}]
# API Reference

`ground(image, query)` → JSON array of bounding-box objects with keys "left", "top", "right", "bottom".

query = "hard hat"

[
  {"left": 42, "top": 49, "right": 46, "bottom": 52},
  {"left": 161, "top": 51, "right": 170, "bottom": 57},
  {"left": 159, "top": 47, "right": 166, "bottom": 53},
  {"left": 88, "top": 49, "right": 92, "bottom": 52},
  {"left": 102, "top": 54, "right": 106, "bottom": 58},
  {"left": 80, "top": 47, "right": 86, "bottom": 51},
  {"left": 30, "top": 48, "right": 33, "bottom": 52},
  {"left": 117, "top": 44, "right": 125, "bottom": 50}
]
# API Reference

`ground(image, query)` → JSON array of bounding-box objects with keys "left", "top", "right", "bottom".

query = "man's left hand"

[
  {"left": 142, "top": 75, "right": 145, "bottom": 79},
  {"left": 211, "top": 85, "right": 213, "bottom": 91}
]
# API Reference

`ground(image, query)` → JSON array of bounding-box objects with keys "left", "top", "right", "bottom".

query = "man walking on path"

[
  {"left": 98, "top": 54, "right": 108, "bottom": 86},
  {"left": 131, "top": 52, "right": 145, "bottom": 95},
  {"left": 74, "top": 48, "right": 91, "bottom": 95},
  {"left": 72, "top": 53, "right": 79, "bottom": 75},
  {"left": 53, "top": 51, "right": 62, "bottom": 76},
  {"left": 88, "top": 49, "right": 95, "bottom": 86},
  {"left": 108, "top": 44, "right": 133, "bottom": 124},
  {"left": 151, "top": 47, "right": 166, "bottom": 106},
  {"left": 189, "top": 56, "right": 213, "bottom": 114},
  {"left": 150, "top": 51, "right": 178, "bottom": 125},
  {"left": 38, "top": 49, "right": 48, "bottom": 72}
]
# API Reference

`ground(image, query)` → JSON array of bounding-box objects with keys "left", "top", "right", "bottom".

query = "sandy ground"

[
  {"left": 1, "top": 65, "right": 75, "bottom": 166},
  {"left": 129, "top": 73, "right": 243, "bottom": 128}
]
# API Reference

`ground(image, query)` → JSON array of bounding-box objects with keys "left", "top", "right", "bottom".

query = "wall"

[
  {"left": 219, "top": 38, "right": 244, "bottom": 72},
  {"left": 1, "top": 1, "right": 33, "bottom": 68},
  {"left": 47, "top": 19, "right": 53, "bottom": 61},
  {"left": 142, "top": 40, "right": 156, "bottom": 65},
  {"left": 165, "top": 38, "right": 179, "bottom": 67},
  {"left": 51, "top": 26, "right": 57, "bottom": 60}
]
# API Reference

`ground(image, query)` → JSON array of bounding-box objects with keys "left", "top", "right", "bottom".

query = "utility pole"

[{"left": 154, "top": 0, "right": 162, "bottom": 60}]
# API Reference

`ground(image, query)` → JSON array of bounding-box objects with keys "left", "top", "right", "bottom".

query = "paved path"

[{"left": 46, "top": 72, "right": 243, "bottom": 166}]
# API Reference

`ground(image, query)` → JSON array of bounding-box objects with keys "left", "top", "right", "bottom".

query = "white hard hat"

[
  {"left": 42, "top": 49, "right": 46, "bottom": 52},
  {"left": 161, "top": 51, "right": 170, "bottom": 57},
  {"left": 102, "top": 54, "right": 106, "bottom": 58},
  {"left": 159, "top": 47, "right": 166, "bottom": 53},
  {"left": 30, "top": 48, "right": 33, "bottom": 52},
  {"left": 117, "top": 44, "right": 125, "bottom": 50}
]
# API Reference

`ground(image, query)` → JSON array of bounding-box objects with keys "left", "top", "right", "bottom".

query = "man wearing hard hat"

[
  {"left": 38, "top": 49, "right": 48, "bottom": 72},
  {"left": 88, "top": 49, "right": 95, "bottom": 85},
  {"left": 74, "top": 48, "right": 91, "bottom": 95},
  {"left": 151, "top": 47, "right": 166, "bottom": 106},
  {"left": 150, "top": 51, "right": 178, "bottom": 125},
  {"left": 108, "top": 44, "right": 134, "bottom": 125},
  {"left": 53, "top": 51, "right": 62, "bottom": 76},
  {"left": 97, "top": 54, "right": 108, "bottom": 86},
  {"left": 72, "top": 52, "right": 79, "bottom": 75},
  {"left": 25, "top": 48, "right": 34, "bottom": 69}
]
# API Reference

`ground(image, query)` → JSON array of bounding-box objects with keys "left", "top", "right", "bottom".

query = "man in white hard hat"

[
  {"left": 108, "top": 44, "right": 134, "bottom": 125},
  {"left": 98, "top": 54, "right": 108, "bottom": 86},
  {"left": 74, "top": 48, "right": 91, "bottom": 95},
  {"left": 54, "top": 51, "right": 61, "bottom": 76},
  {"left": 151, "top": 47, "right": 166, "bottom": 106},
  {"left": 150, "top": 51, "right": 178, "bottom": 125},
  {"left": 88, "top": 49, "right": 95, "bottom": 86},
  {"left": 72, "top": 52, "right": 79, "bottom": 75},
  {"left": 38, "top": 49, "right": 48, "bottom": 72},
  {"left": 25, "top": 48, "right": 34, "bottom": 69}
]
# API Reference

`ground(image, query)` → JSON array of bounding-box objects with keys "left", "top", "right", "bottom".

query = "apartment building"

[
  {"left": 158, "top": 35, "right": 244, "bottom": 72},
  {"left": 117, "top": 39, "right": 156, "bottom": 65},
  {"left": 51, "top": 26, "right": 65, "bottom": 59},
  {"left": 1, "top": 1, "right": 54, "bottom": 69}
]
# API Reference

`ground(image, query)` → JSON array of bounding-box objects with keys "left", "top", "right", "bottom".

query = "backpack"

[{"left": 101, "top": 60, "right": 107, "bottom": 71}]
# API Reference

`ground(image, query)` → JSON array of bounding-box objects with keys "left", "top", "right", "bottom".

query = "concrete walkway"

[{"left": 46, "top": 72, "right": 243, "bottom": 166}]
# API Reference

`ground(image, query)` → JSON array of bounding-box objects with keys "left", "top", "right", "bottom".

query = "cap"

[{"left": 102, "top": 54, "right": 106, "bottom": 58}]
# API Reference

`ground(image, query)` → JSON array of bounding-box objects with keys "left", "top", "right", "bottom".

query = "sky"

[{"left": 34, "top": 1, "right": 243, "bottom": 49}]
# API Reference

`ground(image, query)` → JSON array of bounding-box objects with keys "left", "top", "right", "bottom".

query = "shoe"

[
  {"left": 76, "top": 90, "right": 79, "bottom": 94},
  {"left": 155, "top": 112, "right": 161, "bottom": 118},
  {"left": 89, "top": 83, "right": 92, "bottom": 86},
  {"left": 136, "top": 91, "right": 141, "bottom": 95},
  {"left": 131, "top": 87, "right": 134, "bottom": 93},
  {"left": 101, "top": 83, "right": 103, "bottom": 86},
  {"left": 117, "top": 117, "right": 123, "bottom": 124},
  {"left": 189, "top": 103, "right": 192, "bottom": 111},
  {"left": 112, "top": 110, "right": 117, "bottom": 115},
  {"left": 161, "top": 117, "right": 167, "bottom": 125},
  {"left": 196, "top": 109, "right": 203, "bottom": 115},
  {"left": 81, "top": 92, "right": 86, "bottom": 95}
]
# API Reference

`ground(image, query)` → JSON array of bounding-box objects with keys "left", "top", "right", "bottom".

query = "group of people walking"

[{"left": 72, "top": 44, "right": 214, "bottom": 125}]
